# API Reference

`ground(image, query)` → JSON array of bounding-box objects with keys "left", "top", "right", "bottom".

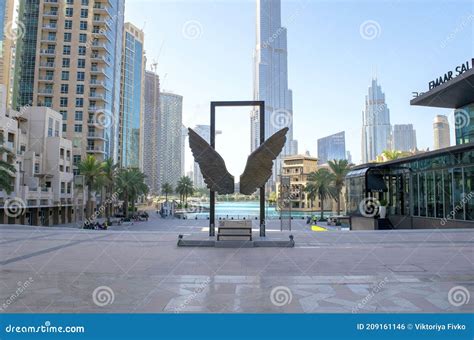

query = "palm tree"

[
  {"left": 379, "top": 150, "right": 402, "bottom": 161},
  {"left": 176, "top": 176, "right": 194, "bottom": 207},
  {"left": 0, "top": 134, "right": 16, "bottom": 193},
  {"left": 100, "top": 158, "right": 118, "bottom": 220},
  {"left": 78, "top": 155, "right": 103, "bottom": 219},
  {"left": 305, "top": 168, "right": 336, "bottom": 220},
  {"left": 328, "top": 159, "right": 351, "bottom": 215},
  {"left": 304, "top": 183, "right": 318, "bottom": 214},
  {"left": 116, "top": 168, "right": 148, "bottom": 218},
  {"left": 161, "top": 182, "right": 173, "bottom": 201}
]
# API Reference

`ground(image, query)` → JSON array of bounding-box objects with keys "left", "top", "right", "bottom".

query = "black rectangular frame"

[{"left": 209, "top": 101, "right": 266, "bottom": 237}]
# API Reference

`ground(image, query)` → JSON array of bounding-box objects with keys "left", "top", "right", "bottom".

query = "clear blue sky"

[{"left": 125, "top": 0, "right": 472, "bottom": 175}]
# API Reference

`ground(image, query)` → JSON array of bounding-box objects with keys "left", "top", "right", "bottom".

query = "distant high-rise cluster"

[
  {"left": 361, "top": 78, "right": 392, "bottom": 163},
  {"left": 251, "top": 0, "right": 298, "bottom": 187}
]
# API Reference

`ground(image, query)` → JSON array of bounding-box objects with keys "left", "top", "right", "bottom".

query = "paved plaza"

[{"left": 0, "top": 213, "right": 473, "bottom": 313}]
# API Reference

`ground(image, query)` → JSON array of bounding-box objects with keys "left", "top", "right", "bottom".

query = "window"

[
  {"left": 79, "top": 33, "right": 87, "bottom": 43},
  {"left": 60, "top": 84, "right": 69, "bottom": 94},
  {"left": 464, "top": 166, "right": 474, "bottom": 220},
  {"left": 64, "top": 32, "right": 72, "bottom": 42},
  {"left": 60, "top": 97, "right": 68, "bottom": 107},
  {"left": 74, "top": 124, "right": 83, "bottom": 133},
  {"left": 77, "top": 72, "right": 85, "bottom": 81},
  {"left": 76, "top": 84, "right": 84, "bottom": 94},
  {"left": 60, "top": 110, "right": 67, "bottom": 119},
  {"left": 73, "top": 155, "right": 81, "bottom": 165},
  {"left": 65, "top": 8, "right": 73, "bottom": 17},
  {"left": 63, "top": 45, "right": 71, "bottom": 55},
  {"left": 61, "top": 71, "right": 69, "bottom": 81},
  {"left": 81, "top": 0, "right": 89, "bottom": 5},
  {"left": 74, "top": 111, "right": 83, "bottom": 121},
  {"left": 55, "top": 121, "right": 60, "bottom": 137},
  {"left": 48, "top": 117, "right": 53, "bottom": 137},
  {"left": 62, "top": 58, "right": 70, "bottom": 68},
  {"left": 63, "top": 123, "right": 67, "bottom": 132},
  {"left": 80, "top": 21, "right": 88, "bottom": 30},
  {"left": 75, "top": 98, "right": 84, "bottom": 107},
  {"left": 78, "top": 46, "right": 86, "bottom": 56},
  {"left": 80, "top": 9, "right": 88, "bottom": 18},
  {"left": 77, "top": 59, "right": 86, "bottom": 68},
  {"left": 65, "top": 20, "right": 73, "bottom": 29},
  {"left": 66, "top": 0, "right": 74, "bottom": 4},
  {"left": 453, "top": 168, "right": 464, "bottom": 220}
]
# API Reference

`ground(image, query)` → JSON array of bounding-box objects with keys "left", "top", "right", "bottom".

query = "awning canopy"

[{"left": 410, "top": 66, "right": 474, "bottom": 109}]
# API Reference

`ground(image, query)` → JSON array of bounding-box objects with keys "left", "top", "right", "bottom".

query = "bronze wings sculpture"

[{"left": 188, "top": 127, "right": 289, "bottom": 195}]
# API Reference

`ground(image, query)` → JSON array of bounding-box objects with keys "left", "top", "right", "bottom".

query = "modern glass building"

[
  {"left": 347, "top": 143, "right": 474, "bottom": 229},
  {"left": 251, "top": 0, "right": 298, "bottom": 186},
  {"left": 361, "top": 78, "right": 392, "bottom": 163},
  {"left": 348, "top": 61, "right": 474, "bottom": 230},
  {"left": 159, "top": 92, "right": 183, "bottom": 189},
  {"left": 317, "top": 131, "right": 346, "bottom": 164},
  {"left": 411, "top": 58, "right": 474, "bottom": 146},
  {"left": 118, "top": 22, "right": 144, "bottom": 169}
]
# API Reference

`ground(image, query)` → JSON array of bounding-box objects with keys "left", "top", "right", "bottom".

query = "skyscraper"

[
  {"left": 251, "top": 0, "right": 298, "bottom": 186},
  {"left": 361, "top": 78, "right": 392, "bottom": 163},
  {"left": 159, "top": 92, "right": 183, "bottom": 189},
  {"left": 393, "top": 124, "right": 417, "bottom": 152},
  {"left": 118, "top": 23, "right": 145, "bottom": 169},
  {"left": 433, "top": 115, "right": 451, "bottom": 150},
  {"left": 143, "top": 69, "right": 160, "bottom": 194},
  {"left": 317, "top": 131, "right": 346, "bottom": 164},
  {"left": 192, "top": 124, "right": 221, "bottom": 189},
  {"left": 0, "top": 0, "right": 15, "bottom": 105},
  {"left": 12, "top": 0, "right": 125, "bottom": 170},
  {"left": 181, "top": 124, "right": 187, "bottom": 177}
]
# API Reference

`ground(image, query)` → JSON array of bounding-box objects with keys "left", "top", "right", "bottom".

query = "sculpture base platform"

[{"left": 177, "top": 235, "right": 295, "bottom": 248}]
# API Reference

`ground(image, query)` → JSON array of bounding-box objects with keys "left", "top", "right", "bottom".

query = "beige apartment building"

[
  {"left": 12, "top": 0, "right": 125, "bottom": 170},
  {"left": 276, "top": 155, "right": 345, "bottom": 214}
]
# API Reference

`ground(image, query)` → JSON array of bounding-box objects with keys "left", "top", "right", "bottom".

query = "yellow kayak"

[{"left": 311, "top": 225, "right": 328, "bottom": 232}]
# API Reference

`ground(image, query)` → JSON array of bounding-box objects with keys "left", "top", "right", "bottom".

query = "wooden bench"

[{"left": 217, "top": 220, "right": 252, "bottom": 241}]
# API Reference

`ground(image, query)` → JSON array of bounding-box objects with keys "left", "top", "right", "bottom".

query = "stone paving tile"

[{"left": 0, "top": 219, "right": 473, "bottom": 313}]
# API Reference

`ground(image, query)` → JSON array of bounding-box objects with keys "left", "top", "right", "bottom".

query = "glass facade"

[
  {"left": 347, "top": 147, "right": 474, "bottom": 223},
  {"left": 119, "top": 26, "right": 143, "bottom": 168},
  {"left": 455, "top": 104, "right": 474, "bottom": 145}
]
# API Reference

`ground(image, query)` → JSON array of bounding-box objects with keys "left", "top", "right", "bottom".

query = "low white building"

[{"left": 0, "top": 85, "right": 81, "bottom": 225}]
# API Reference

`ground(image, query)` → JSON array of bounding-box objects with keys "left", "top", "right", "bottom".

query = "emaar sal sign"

[{"left": 429, "top": 59, "right": 473, "bottom": 90}]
